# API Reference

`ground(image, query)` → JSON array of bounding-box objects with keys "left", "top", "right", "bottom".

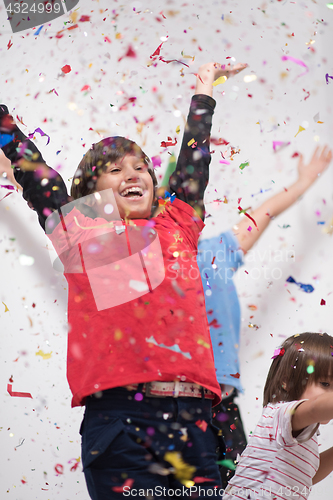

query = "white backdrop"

[{"left": 0, "top": 0, "right": 333, "bottom": 498}]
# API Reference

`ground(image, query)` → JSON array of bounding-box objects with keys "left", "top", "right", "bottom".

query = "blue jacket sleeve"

[{"left": 169, "top": 94, "right": 216, "bottom": 221}]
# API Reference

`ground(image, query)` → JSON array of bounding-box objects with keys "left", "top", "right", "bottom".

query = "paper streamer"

[{"left": 7, "top": 383, "right": 33, "bottom": 398}]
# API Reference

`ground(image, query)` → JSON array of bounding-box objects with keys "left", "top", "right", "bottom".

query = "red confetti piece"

[
  {"left": 104, "top": 36, "right": 112, "bottom": 43},
  {"left": 195, "top": 420, "right": 208, "bottom": 432},
  {"left": 320, "top": 299, "right": 326, "bottom": 305},
  {"left": 118, "top": 44, "right": 137, "bottom": 62},
  {"left": 230, "top": 423, "right": 237, "bottom": 430},
  {"left": 16, "top": 115, "right": 27, "bottom": 126},
  {"left": 208, "top": 318, "right": 221, "bottom": 329},
  {"left": 211, "top": 137, "right": 229, "bottom": 146},
  {"left": 160, "top": 137, "right": 177, "bottom": 148},
  {"left": 79, "top": 15, "right": 90, "bottom": 22},
  {"left": 238, "top": 205, "right": 258, "bottom": 230},
  {"left": 54, "top": 464, "right": 64, "bottom": 475},
  {"left": 112, "top": 478, "right": 134, "bottom": 493},
  {"left": 81, "top": 85, "right": 91, "bottom": 92},
  {"left": 61, "top": 65, "right": 71, "bottom": 74},
  {"left": 7, "top": 383, "right": 32, "bottom": 398},
  {"left": 150, "top": 42, "right": 164, "bottom": 58},
  {"left": 193, "top": 477, "right": 215, "bottom": 483},
  {"left": 303, "top": 89, "right": 310, "bottom": 100},
  {"left": 230, "top": 372, "right": 240, "bottom": 379},
  {"left": 7, "top": 40, "right": 13, "bottom": 50},
  {"left": 291, "top": 152, "right": 299, "bottom": 158}
]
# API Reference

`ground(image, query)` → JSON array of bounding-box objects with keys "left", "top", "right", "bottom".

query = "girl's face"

[
  {"left": 95, "top": 154, "right": 154, "bottom": 220},
  {"left": 300, "top": 379, "right": 333, "bottom": 424}
]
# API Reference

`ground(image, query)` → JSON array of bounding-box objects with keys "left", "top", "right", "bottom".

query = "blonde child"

[{"left": 224, "top": 332, "right": 333, "bottom": 499}]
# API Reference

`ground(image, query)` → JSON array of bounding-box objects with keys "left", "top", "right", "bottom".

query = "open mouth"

[{"left": 120, "top": 187, "right": 144, "bottom": 199}]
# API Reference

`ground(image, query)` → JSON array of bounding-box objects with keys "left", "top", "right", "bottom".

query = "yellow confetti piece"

[
  {"left": 36, "top": 350, "right": 52, "bottom": 360},
  {"left": 175, "top": 125, "right": 180, "bottom": 134},
  {"left": 2, "top": 302, "right": 9, "bottom": 312},
  {"left": 323, "top": 217, "right": 333, "bottom": 235},
  {"left": 187, "top": 138, "right": 195, "bottom": 147},
  {"left": 164, "top": 451, "right": 196, "bottom": 485},
  {"left": 114, "top": 329, "right": 122, "bottom": 340},
  {"left": 180, "top": 50, "right": 195, "bottom": 61},
  {"left": 212, "top": 76, "right": 227, "bottom": 86},
  {"left": 197, "top": 339, "right": 210, "bottom": 349},
  {"left": 294, "top": 125, "right": 305, "bottom": 137}
]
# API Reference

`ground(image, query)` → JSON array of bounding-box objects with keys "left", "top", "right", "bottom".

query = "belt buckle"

[{"left": 144, "top": 382, "right": 160, "bottom": 398}]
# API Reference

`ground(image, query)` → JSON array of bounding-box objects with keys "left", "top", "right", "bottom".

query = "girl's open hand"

[{"left": 297, "top": 145, "right": 332, "bottom": 189}]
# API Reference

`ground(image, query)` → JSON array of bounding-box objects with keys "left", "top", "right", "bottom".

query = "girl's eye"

[
  {"left": 111, "top": 168, "right": 120, "bottom": 173},
  {"left": 320, "top": 382, "right": 330, "bottom": 388}
]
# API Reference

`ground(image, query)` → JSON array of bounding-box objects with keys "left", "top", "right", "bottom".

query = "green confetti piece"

[
  {"left": 327, "top": 3, "right": 333, "bottom": 9},
  {"left": 216, "top": 459, "right": 237, "bottom": 470},
  {"left": 239, "top": 161, "right": 249, "bottom": 170}
]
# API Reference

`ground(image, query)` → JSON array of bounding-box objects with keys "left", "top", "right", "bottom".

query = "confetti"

[
  {"left": 327, "top": 3, "right": 333, "bottom": 9},
  {"left": 145, "top": 336, "right": 191, "bottom": 359},
  {"left": 212, "top": 76, "right": 227, "bottom": 86},
  {"left": 27, "top": 128, "right": 50, "bottom": 145},
  {"left": 164, "top": 451, "right": 196, "bottom": 486},
  {"left": 195, "top": 420, "right": 208, "bottom": 432},
  {"left": 118, "top": 45, "right": 137, "bottom": 62},
  {"left": 281, "top": 55, "right": 309, "bottom": 78},
  {"left": 286, "top": 276, "right": 314, "bottom": 293},
  {"left": 7, "top": 383, "right": 33, "bottom": 398},
  {"left": 81, "top": 85, "right": 91, "bottom": 92},
  {"left": 112, "top": 478, "right": 134, "bottom": 493},
  {"left": 294, "top": 125, "right": 305, "bottom": 138},
  {"left": 273, "top": 141, "right": 290, "bottom": 152},
  {"left": 197, "top": 338, "right": 210, "bottom": 349},
  {"left": 2, "top": 301, "right": 9, "bottom": 312},
  {"left": 230, "top": 372, "right": 240, "bottom": 379},
  {"left": 160, "top": 137, "right": 177, "bottom": 147},
  {"left": 33, "top": 25, "right": 44, "bottom": 36},
  {"left": 320, "top": 299, "right": 326, "bottom": 305},
  {"left": 61, "top": 65, "right": 72, "bottom": 74},
  {"left": 216, "top": 459, "right": 237, "bottom": 470},
  {"left": 54, "top": 464, "right": 64, "bottom": 475},
  {"left": 325, "top": 73, "right": 333, "bottom": 84},
  {"left": 238, "top": 205, "right": 258, "bottom": 230},
  {"left": 239, "top": 161, "right": 249, "bottom": 170},
  {"left": 36, "top": 349, "right": 53, "bottom": 360}
]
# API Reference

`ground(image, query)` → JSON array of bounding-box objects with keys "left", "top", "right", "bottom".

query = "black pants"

[{"left": 212, "top": 391, "right": 247, "bottom": 490}]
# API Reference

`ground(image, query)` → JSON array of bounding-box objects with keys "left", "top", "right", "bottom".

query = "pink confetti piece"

[
  {"left": 0, "top": 184, "right": 15, "bottom": 190},
  {"left": 54, "top": 464, "right": 64, "bottom": 475},
  {"left": 28, "top": 128, "right": 50, "bottom": 145},
  {"left": 281, "top": 55, "right": 308, "bottom": 78},
  {"left": 7, "top": 383, "right": 32, "bottom": 398},
  {"left": 273, "top": 141, "right": 290, "bottom": 152}
]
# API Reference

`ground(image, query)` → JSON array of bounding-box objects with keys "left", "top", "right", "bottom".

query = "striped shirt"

[{"left": 223, "top": 400, "right": 319, "bottom": 500}]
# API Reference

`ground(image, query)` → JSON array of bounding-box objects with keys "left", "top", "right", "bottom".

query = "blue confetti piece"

[
  {"left": 317, "top": 221, "right": 325, "bottom": 225},
  {"left": 34, "top": 25, "right": 44, "bottom": 36},
  {"left": 286, "top": 276, "right": 314, "bottom": 293},
  {"left": 0, "top": 132, "right": 15, "bottom": 148},
  {"left": 165, "top": 191, "right": 176, "bottom": 203}
]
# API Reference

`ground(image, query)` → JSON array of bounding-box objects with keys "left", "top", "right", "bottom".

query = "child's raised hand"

[
  {"left": 296, "top": 145, "right": 332, "bottom": 189},
  {"left": 195, "top": 61, "right": 247, "bottom": 97}
]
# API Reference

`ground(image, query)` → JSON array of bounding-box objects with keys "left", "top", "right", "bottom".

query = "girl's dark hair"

[
  {"left": 263, "top": 332, "right": 333, "bottom": 406},
  {"left": 70, "top": 136, "right": 158, "bottom": 200}
]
